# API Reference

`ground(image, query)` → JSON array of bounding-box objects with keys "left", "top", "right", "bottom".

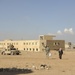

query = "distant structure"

[
  {"left": 0, "top": 35, "right": 65, "bottom": 52},
  {"left": 65, "top": 42, "right": 75, "bottom": 49}
]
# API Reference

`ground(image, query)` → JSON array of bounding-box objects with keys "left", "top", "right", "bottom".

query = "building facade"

[{"left": 0, "top": 35, "right": 65, "bottom": 52}]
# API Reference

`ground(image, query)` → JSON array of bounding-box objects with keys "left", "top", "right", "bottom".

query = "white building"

[{"left": 0, "top": 35, "right": 65, "bottom": 52}]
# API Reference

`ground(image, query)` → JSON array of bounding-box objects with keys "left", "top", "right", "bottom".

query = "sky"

[{"left": 0, "top": 0, "right": 75, "bottom": 43}]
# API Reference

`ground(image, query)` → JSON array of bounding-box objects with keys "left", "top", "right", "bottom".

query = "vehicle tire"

[
  {"left": 16, "top": 53, "right": 19, "bottom": 55},
  {"left": 1, "top": 51, "right": 4, "bottom": 55}
]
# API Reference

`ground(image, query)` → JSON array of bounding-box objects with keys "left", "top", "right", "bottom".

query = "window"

[
  {"left": 35, "top": 42, "right": 37, "bottom": 45},
  {"left": 4, "top": 43, "right": 5, "bottom": 45},
  {"left": 7, "top": 43, "right": 9, "bottom": 45},
  {"left": 12, "top": 43, "right": 13, "bottom": 45},
  {"left": 36, "top": 48, "right": 38, "bottom": 51},
  {"left": 23, "top": 43, "right": 25, "bottom": 45},
  {"left": 57, "top": 42, "right": 60, "bottom": 45},
  {"left": 27, "top": 48, "right": 28, "bottom": 50},
  {"left": 32, "top": 42, "right": 34, "bottom": 45},
  {"left": 16, "top": 43, "right": 18, "bottom": 45},
  {"left": 53, "top": 42, "right": 56, "bottom": 45},
  {"left": 42, "top": 42, "right": 44, "bottom": 45},
  {"left": 24, "top": 48, "right": 25, "bottom": 50},
  {"left": 33, "top": 48, "right": 34, "bottom": 51},
  {"left": 29, "top": 42, "right": 31, "bottom": 45},
  {"left": 54, "top": 42, "right": 60, "bottom": 46},
  {"left": 30, "top": 48, "right": 31, "bottom": 51},
  {"left": 26, "top": 43, "right": 28, "bottom": 45},
  {"left": 17, "top": 48, "right": 18, "bottom": 50},
  {"left": 14, "top": 43, "right": 15, "bottom": 45}
]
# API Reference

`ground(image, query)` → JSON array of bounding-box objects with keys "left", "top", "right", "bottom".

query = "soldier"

[
  {"left": 45, "top": 46, "right": 50, "bottom": 57},
  {"left": 42, "top": 43, "right": 50, "bottom": 57}
]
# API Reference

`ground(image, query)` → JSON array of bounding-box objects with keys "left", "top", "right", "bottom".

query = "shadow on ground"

[{"left": 0, "top": 68, "right": 33, "bottom": 75}]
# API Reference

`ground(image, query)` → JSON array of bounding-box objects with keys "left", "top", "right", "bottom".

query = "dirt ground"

[{"left": 0, "top": 50, "right": 75, "bottom": 75}]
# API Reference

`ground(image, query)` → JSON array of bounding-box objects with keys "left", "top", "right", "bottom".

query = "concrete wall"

[
  {"left": 46, "top": 40, "right": 65, "bottom": 50},
  {"left": 39, "top": 35, "right": 55, "bottom": 40},
  {"left": 0, "top": 40, "right": 40, "bottom": 52}
]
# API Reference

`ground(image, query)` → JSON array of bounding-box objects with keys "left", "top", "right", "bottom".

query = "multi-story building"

[{"left": 0, "top": 35, "right": 65, "bottom": 52}]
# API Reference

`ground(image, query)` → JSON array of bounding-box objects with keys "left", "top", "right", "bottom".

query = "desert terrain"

[{"left": 0, "top": 50, "right": 75, "bottom": 75}]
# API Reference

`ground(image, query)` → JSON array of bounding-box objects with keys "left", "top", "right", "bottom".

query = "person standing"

[
  {"left": 58, "top": 48, "right": 63, "bottom": 59},
  {"left": 45, "top": 46, "right": 50, "bottom": 57},
  {"left": 42, "top": 43, "right": 50, "bottom": 57}
]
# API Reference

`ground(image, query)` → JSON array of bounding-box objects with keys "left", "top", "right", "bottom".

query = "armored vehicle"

[{"left": 1, "top": 44, "right": 21, "bottom": 55}]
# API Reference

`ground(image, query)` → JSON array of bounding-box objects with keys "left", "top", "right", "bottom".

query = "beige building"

[{"left": 0, "top": 35, "right": 65, "bottom": 52}]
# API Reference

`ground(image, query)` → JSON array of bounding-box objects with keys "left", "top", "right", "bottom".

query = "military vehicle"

[{"left": 1, "top": 44, "right": 21, "bottom": 55}]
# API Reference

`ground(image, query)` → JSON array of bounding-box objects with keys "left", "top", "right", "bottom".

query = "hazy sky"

[{"left": 0, "top": 0, "right": 75, "bottom": 43}]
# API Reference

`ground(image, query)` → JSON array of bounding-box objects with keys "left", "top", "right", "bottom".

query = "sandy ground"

[{"left": 0, "top": 50, "right": 75, "bottom": 75}]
